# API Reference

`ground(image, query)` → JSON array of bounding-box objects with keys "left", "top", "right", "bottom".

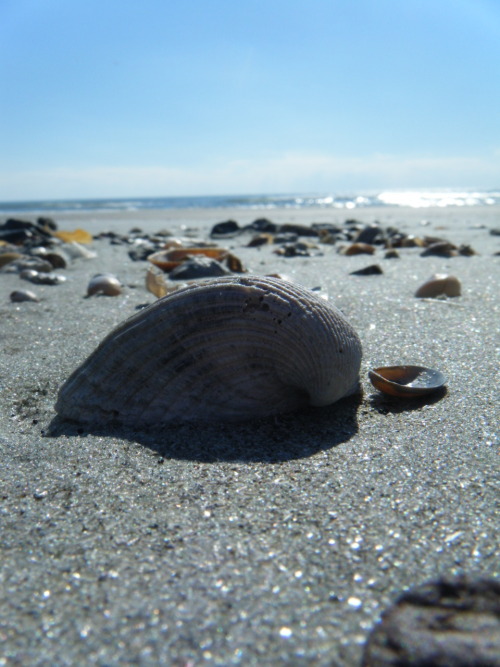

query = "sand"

[{"left": 1, "top": 205, "right": 499, "bottom": 665}]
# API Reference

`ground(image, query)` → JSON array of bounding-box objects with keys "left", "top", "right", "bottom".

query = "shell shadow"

[
  {"left": 46, "top": 394, "right": 361, "bottom": 463},
  {"left": 368, "top": 386, "right": 448, "bottom": 414}
]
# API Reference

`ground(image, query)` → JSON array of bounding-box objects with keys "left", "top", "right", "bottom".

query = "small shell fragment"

[
  {"left": 86, "top": 274, "right": 122, "bottom": 297},
  {"left": 0, "top": 252, "right": 22, "bottom": 268},
  {"left": 146, "top": 267, "right": 169, "bottom": 298},
  {"left": 54, "top": 228, "right": 93, "bottom": 244},
  {"left": 369, "top": 365, "right": 446, "bottom": 398},
  {"left": 415, "top": 274, "right": 461, "bottom": 298},
  {"left": 63, "top": 241, "right": 97, "bottom": 260},
  {"left": 343, "top": 243, "right": 376, "bottom": 256}
]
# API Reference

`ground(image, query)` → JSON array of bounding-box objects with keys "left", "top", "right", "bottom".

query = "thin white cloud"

[{"left": 0, "top": 151, "right": 499, "bottom": 201}]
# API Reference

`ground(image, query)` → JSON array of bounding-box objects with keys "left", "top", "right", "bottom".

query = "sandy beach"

[{"left": 1, "top": 205, "right": 499, "bottom": 665}]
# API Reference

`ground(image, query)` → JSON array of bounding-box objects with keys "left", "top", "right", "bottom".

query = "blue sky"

[{"left": 1, "top": 0, "right": 499, "bottom": 200}]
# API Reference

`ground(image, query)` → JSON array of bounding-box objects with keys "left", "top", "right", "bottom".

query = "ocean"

[{"left": 0, "top": 189, "right": 499, "bottom": 215}]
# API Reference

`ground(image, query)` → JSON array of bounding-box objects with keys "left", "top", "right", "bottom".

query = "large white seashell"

[{"left": 55, "top": 275, "right": 362, "bottom": 424}]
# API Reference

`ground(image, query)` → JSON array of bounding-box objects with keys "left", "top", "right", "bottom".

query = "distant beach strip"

[{"left": 1, "top": 189, "right": 499, "bottom": 215}]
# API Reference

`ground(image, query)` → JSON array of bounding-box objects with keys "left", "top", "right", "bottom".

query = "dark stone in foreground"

[{"left": 362, "top": 577, "right": 500, "bottom": 667}]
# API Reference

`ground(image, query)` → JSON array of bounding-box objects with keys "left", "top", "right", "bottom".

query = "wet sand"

[{"left": 1, "top": 205, "right": 499, "bottom": 665}]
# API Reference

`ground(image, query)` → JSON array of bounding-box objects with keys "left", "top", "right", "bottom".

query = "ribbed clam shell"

[{"left": 55, "top": 275, "right": 362, "bottom": 424}]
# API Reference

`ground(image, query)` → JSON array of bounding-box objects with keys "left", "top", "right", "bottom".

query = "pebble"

[
  {"left": 10, "top": 289, "right": 40, "bottom": 303},
  {"left": 168, "top": 256, "right": 229, "bottom": 280},
  {"left": 350, "top": 264, "right": 383, "bottom": 276},
  {"left": 362, "top": 577, "right": 500, "bottom": 667}
]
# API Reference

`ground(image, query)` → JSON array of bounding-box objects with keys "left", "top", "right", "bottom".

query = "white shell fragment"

[
  {"left": 86, "top": 273, "right": 122, "bottom": 297},
  {"left": 63, "top": 241, "right": 97, "bottom": 260},
  {"left": 55, "top": 275, "right": 362, "bottom": 424},
  {"left": 415, "top": 274, "right": 461, "bottom": 298}
]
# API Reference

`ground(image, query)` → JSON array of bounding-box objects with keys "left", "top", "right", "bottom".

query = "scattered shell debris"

[{"left": 0, "top": 217, "right": 95, "bottom": 297}]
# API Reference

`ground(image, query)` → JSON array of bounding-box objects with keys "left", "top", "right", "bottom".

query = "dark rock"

[
  {"left": 312, "top": 223, "right": 342, "bottom": 234},
  {"left": 384, "top": 249, "right": 400, "bottom": 259},
  {"left": 385, "top": 232, "right": 407, "bottom": 248},
  {"left": 273, "top": 232, "right": 299, "bottom": 244},
  {"left": 280, "top": 223, "right": 319, "bottom": 237},
  {"left": 10, "top": 289, "right": 40, "bottom": 303},
  {"left": 421, "top": 241, "right": 457, "bottom": 257},
  {"left": 350, "top": 264, "right": 383, "bottom": 276},
  {"left": 169, "top": 256, "right": 229, "bottom": 280},
  {"left": 458, "top": 244, "right": 476, "bottom": 256},
  {"left": 276, "top": 242, "right": 312, "bottom": 257},
  {"left": 4, "top": 218, "right": 34, "bottom": 230},
  {"left": 94, "top": 231, "right": 120, "bottom": 239},
  {"left": 0, "top": 227, "right": 33, "bottom": 244},
  {"left": 44, "top": 252, "right": 67, "bottom": 269},
  {"left": 355, "top": 224, "right": 383, "bottom": 244},
  {"left": 489, "top": 228, "right": 500, "bottom": 236},
  {"left": 210, "top": 220, "right": 240, "bottom": 238},
  {"left": 362, "top": 577, "right": 500, "bottom": 667},
  {"left": 247, "top": 234, "right": 273, "bottom": 247},
  {"left": 246, "top": 218, "right": 279, "bottom": 234},
  {"left": 37, "top": 216, "right": 58, "bottom": 231},
  {"left": 0, "top": 218, "right": 53, "bottom": 245},
  {"left": 128, "top": 246, "right": 156, "bottom": 261}
]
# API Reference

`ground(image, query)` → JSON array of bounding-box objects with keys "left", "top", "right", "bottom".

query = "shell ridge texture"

[{"left": 55, "top": 275, "right": 362, "bottom": 424}]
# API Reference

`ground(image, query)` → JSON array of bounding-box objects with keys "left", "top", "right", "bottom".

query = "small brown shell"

[
  {"left": 415, "top": 274, "right": 461, "bottom": 298},
  {"left": 55, "top": 275, "right": 363, "bottom": 424},
  {"left": 369, "top": 366, "right": 446, "bottom": 398},
  {"left": 343, "top": 243, "right": 376, "bottom": 256},
  {"left": 420, "top": 241, "right": 457, "bottom": 257},
  {"left": 86, "top": 274, "right": 122, "bottom": 297},
  {"left": 0, "top": 252, "right": 22, "bottom": 268}
]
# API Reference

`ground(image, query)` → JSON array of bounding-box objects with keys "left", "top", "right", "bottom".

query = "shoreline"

[{"left": 1, "top": 204, "right": 499, "bottom": 665}]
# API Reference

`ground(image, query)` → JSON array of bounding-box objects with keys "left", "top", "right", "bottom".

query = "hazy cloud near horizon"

[{"left": 1, "top": 151, "right": 499, "bottom": 201}]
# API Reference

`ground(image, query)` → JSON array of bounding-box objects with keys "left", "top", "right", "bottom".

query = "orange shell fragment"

[{"left": 54, "top": 228, "right": 93, "bottom": 244}]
